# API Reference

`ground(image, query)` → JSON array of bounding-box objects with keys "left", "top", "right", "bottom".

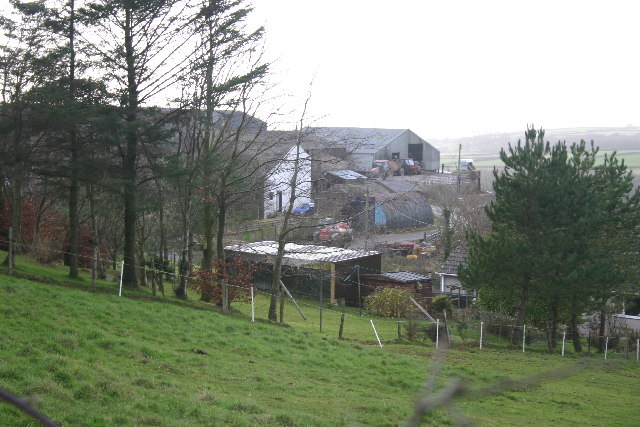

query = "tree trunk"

[
  {"left": 121, "top": 6, "right": 138, "bottom": 288},
  {"left": 68, "top": 145, "right": 79, "bottom": 278},
  {"left": 570, "top": 313, "right": 583, "bottom": 353},
  {"left": 547, "top": 304, "right": 558, "bottom": 351},
  {"left": 597, "top": 309, "right": 606, "bottom": 352},
  {"left": 67, "top": 0, "right": 79, "bottom": 279},
  {"left": 511, "top": 280, "right": 529, "bottom": 345}
]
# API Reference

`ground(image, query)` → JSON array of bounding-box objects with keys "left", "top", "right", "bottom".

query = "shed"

[
  {"left": 350, "top": 272, "right": 433, "bottom": 309},
  {"left": 343, "top": 191, "right": 434, "bottom": 232},
  {"left": 310, "top": 127, "right": 440, "bottom": 172},
  {"left": 224, "top": 241, "right": 381, "bottom": 304},
  {"left": 436, "top": 246, "right": 475, "bottom": 306}
]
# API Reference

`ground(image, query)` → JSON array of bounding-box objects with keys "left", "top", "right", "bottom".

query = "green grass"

[
  {"left": 1, "top": 254, "right": 638, "bottom": 426},
  {"left": 441, "top": 150, "right": 640, "bottom": 169}
]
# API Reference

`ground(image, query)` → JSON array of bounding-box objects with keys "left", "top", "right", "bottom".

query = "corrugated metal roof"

[
  {"left": 325, "top": 170, "right": 366, "bottom": 180},
  {"left": 381, "top": 271, "right": 431, "bottom": 282},
  {"left": 436, "top": 246, "right": 468, "bottom": 276},
  {"left": 225, "top": 241, "right": 380, "bottom": 265},
  {"left": 310, "top": 127, "right": 407, "bottom": 154}
]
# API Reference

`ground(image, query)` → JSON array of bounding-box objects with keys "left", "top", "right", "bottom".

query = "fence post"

[
  {"left": 357, "top": 265, "right": 362, "bottom": 316},
  {"left": 562, "top": 331, "right": 566, "bottom": 356},
  {"left": 522, "top": 325, "right": 526, "bottom": 353},
  {"left": 587, "top": 331, "right": 591, "bottom": 356},
  {"left": 339, "top": 309, "right": 345, "bottom": 340},
  {"left": 370, "top": 319, "right": 383, "bottom": 348},
  {"left": 436, "top": 319, "right": 440, "bottom": 349},
  {"left": 7, "top": 227, "right": 13, "bottom": 276},
  {"left": 625, "top": 338, "right": 629, "bottom": 359},
  {"left": 251, "top": 287, "right": 255, "bottom": 322},
  {"left": 92, "top": 246, "right": 97, "bottom": 290},
  {"left": 604, "top": 336, "right": 609, "bottom": 360},
  {"left": 636, "top": 339, "right": 639, "bottom": 361},
  {"left": 222, "top": 279, "right": 229, "bottom": 313},
  {"left": 118, "top": 260, "right": 124, "bottom": 296},
  {"left": 319, "top": 280, "right": 323, "bottom": 332},
  {"left": 479, "top": 321, "right": 483, "bottom": 349}
]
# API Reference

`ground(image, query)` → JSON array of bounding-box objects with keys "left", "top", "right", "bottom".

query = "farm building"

[
  {"left": 310, "top": 127, "right": 440, "bottom": 172},
  {"left": 224, "top": 241, "right": 381, "bottom": 304},
  {"left": 343, "top": 191, "right": 435, "bottom": 232},
  {"left": 350, "top": 271, "right": 433, "bottom": 309},
  {"left": 435, "top": 246, "right": 475, "bottom": 306}
]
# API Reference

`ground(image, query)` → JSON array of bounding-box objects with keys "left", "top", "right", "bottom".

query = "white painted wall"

[{"left": 263, "top": 146, "right": 311, "bottom": 217}]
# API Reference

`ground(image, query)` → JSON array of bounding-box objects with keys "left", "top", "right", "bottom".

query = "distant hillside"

[
  {"left": 432, "top": 126, "right": 640, "bottom": 157},
  {"left": 432, "top": 126, "right": 640, "bottom": 189}
]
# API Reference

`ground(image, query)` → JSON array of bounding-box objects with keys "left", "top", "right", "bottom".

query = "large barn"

[{"left": 310, "top": 127, "right": 440, "bottom": 172}]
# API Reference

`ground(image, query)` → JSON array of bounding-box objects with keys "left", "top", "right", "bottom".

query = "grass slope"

[{"left": 0, "top": 259, "right": 638, "bottom": 426}]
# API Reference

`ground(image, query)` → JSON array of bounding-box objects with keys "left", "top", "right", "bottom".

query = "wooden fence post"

[
  {"left": 92, "top": 246, "right": 97, "bottom": 290},
  {"left": 8, "top": 227, "right": 14, "bottom": 275},
  {"left": 222, "top": 279, "right": 229, "bottom": 313}
]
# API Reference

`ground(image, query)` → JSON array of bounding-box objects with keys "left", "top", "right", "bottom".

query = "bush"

[
  {"left": 190, "top": 258, "right": 257, "bottom": 307},
  {"left": 32, "top": 238, "right": 62, "bottom": 264},
  {"left": 365, "top": 287, "right": 418, "bottom": 318}
]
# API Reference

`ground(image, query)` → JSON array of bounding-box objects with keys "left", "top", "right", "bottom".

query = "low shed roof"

[
  {"left": 381, "top": 271, "right": 431, "bottom": 283},
  {"left": 436, "top": 246, "right": 468, "bottom": 276},
  {"left": 225, "top": 241, "right": 380, "bottom": 265}
]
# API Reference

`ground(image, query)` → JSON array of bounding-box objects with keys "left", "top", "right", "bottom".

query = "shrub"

[
  {"left": 190, "top": 258, "right": 257, "bottom": 306},
  {"left": 365, "top": 287, "right": 418, "bottom": 318}
]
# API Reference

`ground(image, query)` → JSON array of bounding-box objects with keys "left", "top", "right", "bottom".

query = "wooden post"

[
  {"left": 625, "top": 338, "right": 629, "bottom": 359},
  {"left": 251, "top": 287, "right": 255, "bottom": 322},
  {"left": 279, "top": 280, "right": 306, "bottom": 320},
  {"left": 92, "top": 246, "right": 97, "bottom": 291},
  {"left": 319, "top": 279, "right": 323, "bottom": 332},
  {"left": 8, "top": 227, "right": 14, "bottom": 275},
  {"left": 480, "top": 321, "right": 483, "bottom": 349},
  {"left": 587, "top": 330, "right": 591, "bottom": 356},
  {"left": 330, "top": 263, "right": 336, "bottom": 304},
  {"left": 357, "top": 265, "right": 362, "bottom": 316},
  {"left": 222, "top": 279, "right": 229, "bottom": 313},
  {"left": 339, "top": 305, "right": 345, "bottom": 340}
]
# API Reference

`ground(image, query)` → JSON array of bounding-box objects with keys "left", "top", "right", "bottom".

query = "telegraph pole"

[{"left": 457, "top": 143, "right": 462, "bottom": 194}]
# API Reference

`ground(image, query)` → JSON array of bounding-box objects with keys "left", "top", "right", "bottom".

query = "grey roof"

[
  {"left": 437, "top": 246, "right": 468, "bottom": 276},
  {"left": 310, "top": 127, "right": 407, "bottom": 154},
  {"left": 325, "top": 170, "right": 367, "bottom": 180},
  {"left": 381, "top": 271, "right": 431, "bottom": 282},
  {"left": 225, "top": 241, "right": 380, "bottom": 265}
]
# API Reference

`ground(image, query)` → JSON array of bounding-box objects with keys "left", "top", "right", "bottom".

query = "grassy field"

[
  {"left": 440, "top": 150, "right": 640, "bottom": 169},
  {"left": 1, "top": 255, "right": 639, "bottom": 426}
]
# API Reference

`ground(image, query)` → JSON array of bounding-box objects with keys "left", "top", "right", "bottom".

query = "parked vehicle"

[
  {"left": 394, "top": 158, "right": 421, "bottom": 176},
  {"left": 370, "top": 160, "right": 392, "bottom": 179},
  {"left": 313, "top": 219, "right": 352, "bottom": 246},
  {"left": 460, "top": 159, "right": 475, "bottom": 171},
  {"left": 293, "top": 202, "right": 316, "bottom": 215}
]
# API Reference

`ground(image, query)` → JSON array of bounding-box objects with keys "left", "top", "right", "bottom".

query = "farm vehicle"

[
  {"left": 312, "top": 219, "right": 353, "bottom": 247},
  {"left": 370, "top": 158, "right": 421, "bottom": 178}
]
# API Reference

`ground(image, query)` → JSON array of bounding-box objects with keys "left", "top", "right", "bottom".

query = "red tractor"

[
  {"left": 394, "top": 158, "right": 421, "bottom": 176},
  {"left": 313, "top": 220, "right": 353, "bottom": 247}
]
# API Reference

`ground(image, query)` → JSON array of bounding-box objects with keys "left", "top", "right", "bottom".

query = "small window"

[{"left": 392, "top": 152, "right": 400, "bottom": 160}]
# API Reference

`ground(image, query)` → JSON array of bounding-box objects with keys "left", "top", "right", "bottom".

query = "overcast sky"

[{"left": 248, "top": 0, "right": 640, "bottom": 138}]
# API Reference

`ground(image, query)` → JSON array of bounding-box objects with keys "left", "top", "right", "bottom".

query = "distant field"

[{"left": 440, "top": 150, "right": 640, "bottom": 169}]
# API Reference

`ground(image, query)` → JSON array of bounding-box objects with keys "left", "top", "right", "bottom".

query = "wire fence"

[{"left": 2, "top": 238, "right": 639, "bottom": 360}]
